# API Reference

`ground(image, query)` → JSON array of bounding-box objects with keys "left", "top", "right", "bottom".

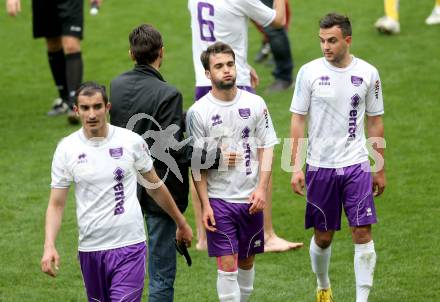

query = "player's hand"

[
  {"left": 6, "top": 0, "right": 21, "bottom": 17},
  {"left": 372, "top": 170, "right": 386, "bottom": 197},
  {"left": 202, "top": 205, "right": 216, "bottom": 232},
  {"left": 291, "top": 171, "right": 305, "bottom": 196},
  {"left": 221, "top": 150, "right": 242, "bottom": 167},
  {"left": 250, "top": 66, "right": 260, "bottom": 89},
  {"left": 176, "top": 221, "right": 193, "bottom": 247},
  {"left": 248, "top": 187, "right": 266, "bottom": 214},
  {"left": 41, "top": 245, "right": 60, "bottom": 277},
  {"left": 90, "top": 0, "right": 103, "bottom": 5}
]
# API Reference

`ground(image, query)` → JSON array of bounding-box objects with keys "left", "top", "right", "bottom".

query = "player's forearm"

[
  {"left": 290, "top": 114, "right": 306, "bottom": 172},
  {"left": 192, "top": 170, "right": 210, "bottom": 209},
  {"left": 367, "top": 115, "right": 385, "bottom": 172},
  {"left": 271, "top": 0, "right": 286, "bottom": 28},
  {"left": 44, "top": 203, "right": 65, "bottom": 248},
  {"left": 257, "top": 147, "right": 273, "bottom": 191},
  {"left": 147, "top": 185, "right": 187, "bottom": 227}
]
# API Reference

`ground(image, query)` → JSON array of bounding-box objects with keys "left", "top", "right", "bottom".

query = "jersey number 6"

[{"left": 197, "top": 2, "right": 216, "bottom": 42}]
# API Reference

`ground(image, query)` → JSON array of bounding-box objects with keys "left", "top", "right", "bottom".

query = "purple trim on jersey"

[
  {"left": 305, "top": 162, "right": 377, "bottom": 231},
  {"left": 206, "top": 198, "right": 264, "bottom": 259},
  {"left": 194, "top": 86, "right": 255, "bottom": 101},
  {"left": 79, "top": 242, "right": 146, "bottom": 302}
]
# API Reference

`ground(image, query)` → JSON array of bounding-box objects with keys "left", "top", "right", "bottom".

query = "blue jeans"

[{"left": 145, "top": 213, "right": 177, "bottom": 302}]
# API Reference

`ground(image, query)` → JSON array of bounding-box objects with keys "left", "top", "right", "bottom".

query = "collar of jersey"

[
  {"left": 206, "top": 89, "right": 242, "bottom": 107},
  {"left": 78, "top": 123, "right": 115, "bottom": 147},
  {"left": 323, "top": 55, "right": 357, "bottom": 72}
]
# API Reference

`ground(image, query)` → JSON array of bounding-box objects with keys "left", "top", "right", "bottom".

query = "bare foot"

[
  {"left": 196, "top": 240, "right": 207, "bottom": 251},
  {"left": 264, "top": 234, "right": 303, "bottom": 253}
]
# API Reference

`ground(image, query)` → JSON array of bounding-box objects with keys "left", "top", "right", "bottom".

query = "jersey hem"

[
  {"left": 306, "top": 157, "right": 369, "bottom": 169},
  {"left": 77, "top": 237, "right": 146, "bottom": 252}
]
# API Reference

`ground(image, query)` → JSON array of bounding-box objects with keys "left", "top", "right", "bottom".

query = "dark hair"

[
  {"left": 129, "top": 24, "right": 163, "bottom": 65},
  {"left": 200, "top": 42, "right": 235, "bottom": 71},
  {"left": 319, "top": 13, "right": 352, "bottom": 37},
  {"left": 75, "top": 81, "right": 108, "bottom": 105}
]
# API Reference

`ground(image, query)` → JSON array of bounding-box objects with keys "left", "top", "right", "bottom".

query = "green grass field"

[{"left": 1, "top": 0, "right": 439, "bottom": 301}]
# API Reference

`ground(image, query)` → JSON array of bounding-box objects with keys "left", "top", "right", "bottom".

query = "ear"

[
  {"left": 129, "top": 49, "right": 135, "bottom": 61},
  {"left": 205, "top": 70, "right": 211, "bottom": 80},
  {"left": 159, "top": 47, "right": 164, "bottom": 59},
  {"left": 106, "top": 102, "right": 112, "bottom": 112},
  {"left": 345, "top": 35, "right": 352, "bottom": 45},
  {"left": 73, "top": 105, "right": 79, "bottom": 114}
]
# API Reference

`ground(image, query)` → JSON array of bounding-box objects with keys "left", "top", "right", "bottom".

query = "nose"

[{"left": 89, "top": 108, "right": 97, "bottom": 119}]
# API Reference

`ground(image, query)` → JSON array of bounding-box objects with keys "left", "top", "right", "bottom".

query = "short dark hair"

[
  {"left": 200, "top": 42, "right": 235, "bottom": 71},
  {"left": 319, "top": 13, "right": 352, "bottom": 37},
  {"left": 129, "top": 24, "right": 163, "bottom": 65},
  {"left": 75, "top": 81, "right": 108, "bottom": 105}
]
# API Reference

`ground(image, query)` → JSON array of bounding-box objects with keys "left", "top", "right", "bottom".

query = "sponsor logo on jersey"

[
  {"left": 263, "top": 109, "right": 269, "bottom": 129},
  {"left": 351, "top": 75, "right": 363, "bottom": 87},
  {"left": 318, "top": 75, "right": 331, "bottom": 86},
  {"left": 211, "top": 114, "right": 222, "bottom": 126},
  {"left": 238, "top": 108, "right": 251, "bottom": 119},
  {"left": 374, "top": 80, "right": 380, "bottom": 100},
  {"left": 77, "top": 153, "right": 87, "bottom": 163},
  {"left": 109, "top": 147, "right": 123, "bottom": 159},
  {"left": 348, "top": 94, "right": 361, "bottom": 140},
  {"left": 113, "top": 168, "right": 125, "bottom": 215},
  {"left": 241, "top": 127, "right": 252, "bottom": 175}
]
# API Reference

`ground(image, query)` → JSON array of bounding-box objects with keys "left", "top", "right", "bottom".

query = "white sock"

[
  {"left": 217, "top": 270, "right": 240, "bottom": 302},
  {"left": 237, "top": 266, "right": 255, "bottom": 302},
  {"left": 354, "top": 240, "right": 376, "bottom": 302},
  {"left": 309, "top": 236, "right": 331, "bottom": 290}
]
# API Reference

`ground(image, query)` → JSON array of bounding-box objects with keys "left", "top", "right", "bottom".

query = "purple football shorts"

[
  {"left": 79, "top": 242, "right": 146, "bottom": 302},
  {"left": 305, "top": 162, "right": 377, "bottom": 231},
  {"left": 206, "top": 198, "right": 264, "bottom": 259}
]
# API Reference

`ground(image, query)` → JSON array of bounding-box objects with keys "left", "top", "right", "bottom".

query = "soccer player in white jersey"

[
  {"left": 290, "top": 13, "right": 386, "bottom": 302},
  {"left": 374, "top": 0, "right": 440, "bottom": 34},
  {"left": 40, "top": 82, "right": 192, "bottom": 301},
  {"left": 187, "top": 42, "right": 277, "bottom": 302},
  {"left": 188, "top": 0, "right": 303, "bottom": 253}
]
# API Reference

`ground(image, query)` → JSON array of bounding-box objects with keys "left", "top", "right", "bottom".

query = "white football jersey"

[
  {"left": 290, "top": 56, "right": 384, "bottom": 168},
  {"left": 51, "top": 125, "right": 153, "bottom": 252},
  {"left": 188, "top": 0, "right": 275, "bottom": 87},
  {"left": 187, "top": 89, "right": 278, "bottom": 203}
]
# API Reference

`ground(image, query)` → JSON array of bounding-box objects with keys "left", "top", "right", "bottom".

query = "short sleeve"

[
  {"left": 51, "top": 141, "right": 73, "bottom": 188},
  {"left": 133, "top": 136, "right": 154, "bottom": 174},
  {"left": 254, "top": 99, "right": 279, "bottom": 148},
  {"left": 290, "top": 65, "right": 311, "bottom": 115},
  {"left": 366, "top": 68, "right": 384, "bottom": 116},
  {"left": 227, "top": 0, "right": 275, "bottom": 27},
  {"left": 186, "top": 107, "right": 205, "bottom": 143}
]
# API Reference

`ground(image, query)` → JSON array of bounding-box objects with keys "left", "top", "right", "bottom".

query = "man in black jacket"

[{"left": 110, "top": 24, "right": 191, "bottom": 302}]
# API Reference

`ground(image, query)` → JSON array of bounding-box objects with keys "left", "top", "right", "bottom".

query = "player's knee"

[
  {"left": 46, "top": 37, "right": 62, "bottom": 52},
  {"left": 62, "top": 37, "right": 81, "bottom": 54},
  {"left": 217, "top": 255, "right": 238, "bottom": 272},
  {"left": 315, "top": 235, "right": 332, "bottom": 249},
  {"left": 352, "top": 226, "right": 372, "bottom": 244},
  {"left": 238, "top": 256, "right": 254, "bottom": 270}
]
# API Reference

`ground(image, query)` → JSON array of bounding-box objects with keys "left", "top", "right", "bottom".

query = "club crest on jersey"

[
  {"left": 109, "top": 147, "right": 123, "bottom": 159},
  {"left": 77, "top": 153, "right": 87, "bottom": 164},
  {"left": 238, "top": 108, "right": 251, "bottom": 119},
  {"left": 351, "top": 75, "right": 363, "bottom": 87},
  {"left": 211, "top": 114, "right": 222, "bottom": 126},
  {"left": 318, "top": 75, "right": 331, "bottom": 86}
]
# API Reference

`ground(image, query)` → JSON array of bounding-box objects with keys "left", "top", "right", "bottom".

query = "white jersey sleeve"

[
  {"left": 365, "top": 68, "right": 384, "bottom": 116},
  {"left": 225, "top": 0, "right": 275, "bottom": 27},
  {"left": 51, "top": 139, "right": 73, "bottom": 188},
  {"left": 254, "top": 98, "right": 279, "bottom": 148},
  {"left": 290, "top": 65, "right": 311, "bottom": 115},
  {"left": 132, "top": 136, "right": 154, "bottom": 174}
]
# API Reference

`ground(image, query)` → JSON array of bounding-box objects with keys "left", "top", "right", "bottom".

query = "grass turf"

[{"left": 0, "top": 0, "right": 439, "bottom": 300}]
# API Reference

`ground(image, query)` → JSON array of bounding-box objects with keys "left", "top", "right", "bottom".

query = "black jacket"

[{"left": 110, "top": 64, "right": 190, "bottom": 215}]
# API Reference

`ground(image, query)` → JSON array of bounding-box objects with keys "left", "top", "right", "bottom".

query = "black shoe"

[
  {"left": 67, "top": 108, "right": 80, "bottom": 125},
  {"left": 265, "top": 79, "right": 293, "bottom": 93},
  {"left": 254, "top": 43, "right": 271, "bottom": 63},
  {"left": 47, "top": 98, "right": 69, "bottom": 116}
]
